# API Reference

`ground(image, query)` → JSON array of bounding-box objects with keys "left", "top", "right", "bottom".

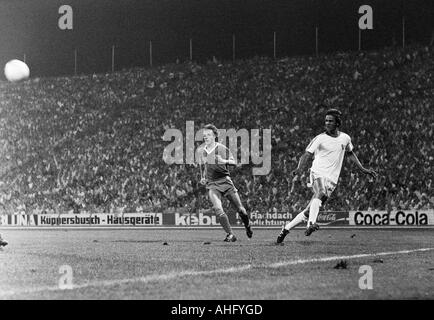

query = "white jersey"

[{"left": 306, "top": 131, "right": 353, "bottom": 184}]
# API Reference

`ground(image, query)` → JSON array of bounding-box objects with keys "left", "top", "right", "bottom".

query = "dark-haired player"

[
  {"left": 197, "top": 124, "right": 253, "bottom": 242},
  {"left": 277, "top": 109, "right": 377, "bottom": 243},
  {"left": 0, "top": 234, "right": 7, "bottom": 247}
]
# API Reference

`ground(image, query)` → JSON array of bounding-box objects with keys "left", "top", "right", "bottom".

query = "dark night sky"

[{"left": 0, "top": 0, "right": 432, "bottom": 78}]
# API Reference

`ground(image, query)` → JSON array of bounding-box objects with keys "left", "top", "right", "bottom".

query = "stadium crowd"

[{"left": 0, "top": 44, "right": 433, "bottom": 215}]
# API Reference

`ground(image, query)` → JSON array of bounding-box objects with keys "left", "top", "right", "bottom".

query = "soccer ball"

[{"left": 4, "top": 59, "right": 30, "bottom": 82}]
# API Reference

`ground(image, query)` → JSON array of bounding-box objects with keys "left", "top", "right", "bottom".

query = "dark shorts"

[{"left": 206, "top": 176, "right": 238, "bottom": 198}]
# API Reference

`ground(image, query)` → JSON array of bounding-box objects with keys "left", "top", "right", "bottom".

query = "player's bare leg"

[
  {"left": 209, "top": 189, "right": 236, "bottom": 242},
  {"left": 305, "top": 178, "right": 327, "bottom": 236},
  {"left": 276, "top": 198, "right": 312, "bottom": 244},
  {"left": 226, "top": 190, "right": 253, "bottom": 238}
]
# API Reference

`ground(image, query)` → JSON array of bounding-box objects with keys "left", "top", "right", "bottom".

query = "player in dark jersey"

[
  {"left": 197, "top": 124, "right": 253, "bottom": 242},
  {"left": 0, "top": 234, "right": 7, "bottom": 247}
]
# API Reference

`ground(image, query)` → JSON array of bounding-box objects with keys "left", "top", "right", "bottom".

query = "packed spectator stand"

[{"left": 0, "top": 44, "right": 432, "bottom": 215}]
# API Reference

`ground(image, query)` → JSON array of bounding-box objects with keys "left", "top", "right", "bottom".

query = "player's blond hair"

[{"left": 203, "top": 124, "right": 219, "bottom": 137}]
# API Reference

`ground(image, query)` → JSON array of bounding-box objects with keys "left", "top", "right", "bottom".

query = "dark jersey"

[{"left": 200, "top": 143, "right": 232, "bottom": 182}]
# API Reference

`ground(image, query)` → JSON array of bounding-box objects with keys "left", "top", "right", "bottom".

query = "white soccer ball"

[{"left": 4, "top": 59, "right": 30, "bottom": 82}]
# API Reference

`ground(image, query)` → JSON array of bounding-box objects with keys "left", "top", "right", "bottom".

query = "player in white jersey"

[{"left": 276, "top": 109, "right": 377, "bottom": 243}]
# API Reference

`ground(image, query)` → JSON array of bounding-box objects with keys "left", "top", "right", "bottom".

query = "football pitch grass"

[{"left": 0, "top": 228, "right": 433, "bottom": 299}]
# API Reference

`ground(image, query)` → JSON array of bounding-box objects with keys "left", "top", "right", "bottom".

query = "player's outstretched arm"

[
  {"left": 216, "top": 148, "right": 237, "bottom": 166},
  {"left": 198, "top": 162, "right": 207, "bottom": 185},
  {"left": 195, "top": 146, "right": 207, "bottom": 185},
  {"left": 346, "top": 150, "right": 378, "bottom": 179},
  {"left": 200, "top": 164, "right": 207, "bottom": 185},
  {"left": 291, "top": 151, "right": 313, "bottom": 176}
]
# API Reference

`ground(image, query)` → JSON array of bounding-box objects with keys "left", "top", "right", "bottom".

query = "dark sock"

[
  {"left": 238, "top": 210, "right": 250, "bottom": 227},
  {"left": 218, "top": 213, "right": 233, "bottom": 234}
]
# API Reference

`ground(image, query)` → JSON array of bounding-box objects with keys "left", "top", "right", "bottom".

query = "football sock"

[
  {"left": 218, "top": 213, "right": 233, "bottom": 235},
  {"left": 285, "top": 211, "right": 308, "bottom": 230},
  {"left": 214, "top": 207, "right": 233, "bottom": 234},
  {"left": 238, "top": 208, "right": 250, "bottom": 227},
  {"left": 308, "top": 198, "right": 322, "bottom": 225}
]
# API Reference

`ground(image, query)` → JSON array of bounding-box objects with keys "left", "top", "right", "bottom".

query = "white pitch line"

[
  {"left": 269, "top": 247, "right": 434, "bottom": 268},
  {"left": 0, "top": 247, "right": 433, "bottom": 297},
  {"left": 0, "top": 264, "right": 253, "bottom": 297}
]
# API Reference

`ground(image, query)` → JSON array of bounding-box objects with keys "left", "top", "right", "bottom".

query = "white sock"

[
  {"left": 308, "top": 198, "right": 322, "bottom": 225},
  {"left": 285, "top": 211, "right": 308, "bottom": 231}
]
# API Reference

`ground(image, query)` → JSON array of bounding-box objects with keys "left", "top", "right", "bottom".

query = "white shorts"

[{"left": 307, "top": 171, "right": 337, "bottom": 197}]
